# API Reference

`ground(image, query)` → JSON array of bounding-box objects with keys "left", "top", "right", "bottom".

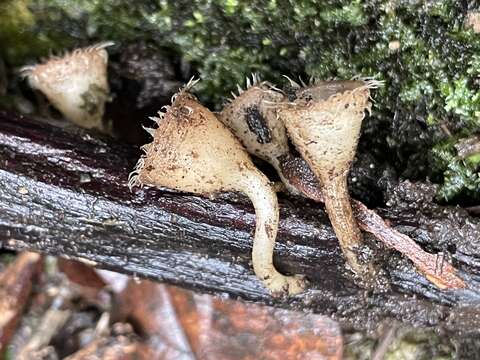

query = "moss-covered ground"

[{"left": 1, "top": 0, "right": 480, "bottom": 202}]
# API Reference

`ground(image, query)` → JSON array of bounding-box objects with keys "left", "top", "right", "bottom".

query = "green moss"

[
  {"left": 431, "top": 140, "right": 480, "bottom": 202},
  {"left": 317, "top": 0, "right": 367, "bottom": 26},
  {"left": 0, "top": 252, "right": 16, "bottom": 265},
  {"left": 2, "top": 0, "right": 480, "bottom": 203},
  {"left": 0, "top": 0, "right": 52, "bottom": 63},
  {"left": 467, "top": 153, "right": 480, "bottom": 164},
  {"left": 224, "top": 0, "right": 239, "bottom": 15},
  {"left": 438, "top": 160, "right": 480, "bottom": 202},
  {"left": 441, "top": 78, "right": 480, "bottom": 124}
]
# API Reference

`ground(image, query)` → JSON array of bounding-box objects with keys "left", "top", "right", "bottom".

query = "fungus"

[
  {"left": 218, "top": 74, "right": 302, "bottom": 196},
  {"left": 21, "top": 42, "right": 113, "bottom": 132},
  {"left": 277, "top": 79, "right": 382, "bottom": 275},
  {"left": 129, "top": 79, "right": 304, "bottom": 296},
  {"left": 220, "top": 77, "right": 465, "bottom": 288}
]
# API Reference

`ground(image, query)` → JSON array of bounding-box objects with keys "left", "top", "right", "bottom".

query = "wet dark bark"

[{"left": 1, "top": 111, "right": 479, "bottom": 334}]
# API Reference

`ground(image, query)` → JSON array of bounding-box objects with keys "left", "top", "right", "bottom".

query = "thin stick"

[{"left": 352, "top": 200, "right": 465, "bottom": 289}]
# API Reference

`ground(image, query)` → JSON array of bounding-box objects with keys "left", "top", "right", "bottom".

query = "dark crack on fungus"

[{"left": 245, "top": 106, "right": 272, "bottom": 144}]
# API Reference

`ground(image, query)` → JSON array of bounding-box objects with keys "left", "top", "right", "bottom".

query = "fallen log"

[{"left": 1, "top": 111, "right": 479, "bottom": 334}]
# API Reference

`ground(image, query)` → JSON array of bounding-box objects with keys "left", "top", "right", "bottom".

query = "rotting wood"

[{"left": 1, "top": 111, "right": 480, "bottom": 334}]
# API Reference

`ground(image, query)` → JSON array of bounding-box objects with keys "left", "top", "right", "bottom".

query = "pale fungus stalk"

[
  {"left": 278, "top": 79, "right": 382, "bottom": 275},
  {"left": 129, "top": 79, "right": 304, "bottom": 296},
  {"left": 21, "top": 42, "right": 113, "bottom": 132}
]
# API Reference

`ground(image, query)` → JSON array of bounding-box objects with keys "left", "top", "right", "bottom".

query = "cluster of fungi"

[{"left": 21, "top": 43, "right": 466, "bottom": 296}]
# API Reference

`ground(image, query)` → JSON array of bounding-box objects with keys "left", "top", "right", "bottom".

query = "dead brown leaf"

[
  {"left": 0, "top": 252, "right": 42, "bottom": 352},
  {"left": 120, "top": 281, "right": 342, "bottom": 360}
]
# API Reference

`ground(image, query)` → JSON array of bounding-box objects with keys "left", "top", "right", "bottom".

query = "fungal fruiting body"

[
  {"left": 129, "top": 80, "right": 304, "bottom": 296},
  {"left": 21, "top": 42, "right": 113, "bottom": 131},
  {"left": 218, "top": 75, "right": 302, "bottom": 196},
  {"left": 218, "top": 75, "right": 288, "bottom": 163},
  {"left": 220, "top": 77, "right": 467, "bottom": 289},
  {"left": 278, "top": 79, "right": 381, "bottom": 275}
]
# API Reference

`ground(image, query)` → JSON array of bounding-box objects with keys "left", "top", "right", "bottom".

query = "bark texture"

[{"left": 1, "top": 111, "right": 480, "bottom": 334}]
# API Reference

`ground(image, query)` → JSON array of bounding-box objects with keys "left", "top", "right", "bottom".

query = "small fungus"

[
  {"left": 218, "top": 74, "right": 302, "bottom": 196},
  {"left": 129, "top": 79, "right": 305, "bottom": 296},
  {"left": 277, "top": 78, "right": 382, "bottom": 275},
  {"left": 21, "top": 42, "right": 113, "bottom": 131}
]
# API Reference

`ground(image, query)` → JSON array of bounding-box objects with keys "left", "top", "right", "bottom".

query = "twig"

[
  {"left": 352, "top": 200, "right": 465, "bottom": 289},
  {"left": 280, "top": 154, "right": 466, "bottom": 289}
]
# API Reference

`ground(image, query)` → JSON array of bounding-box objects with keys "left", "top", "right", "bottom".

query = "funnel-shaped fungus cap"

[
  {"left": 280, "top": 80, "right": 379, "bottom": 180},
  {"left": 293, "top": 79, "right": 366, "bottom": 103},
  {"left": 278, "top": 79, "right": 381, "bottom": 276},
  {"left": 129, "top": 79, "right": 305, "bottom": 296},
  {"left": 133, "top": 91, "right": 254, "bottom": 195},
  {"left": 218, "top": 74, "right": 289, "bottom": 164},
  {"left": 21, "top": 42, "right": 113, "bottom": 131},
  {"left": 218, "top": 75, "right": 305, "bottom": 196}
]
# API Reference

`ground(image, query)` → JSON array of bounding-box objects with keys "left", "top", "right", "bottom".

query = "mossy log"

[{"left": 1, "top": 111, "right": 480, "bottom": 334}]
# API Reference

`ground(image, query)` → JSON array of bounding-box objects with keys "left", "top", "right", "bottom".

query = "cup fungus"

[
  {"left": 21, "top": 42, "right": 113, "bottom": 132},
  {"left": 220, "top": 77, "right": 467, "bottom": 289},
  {"left": 277, "top": 78, "right": 382, "bottom": 275},
  {"left": 129, "top": 79, "right": 305, "bottom": 296},
  {"left": 218, "top": 74, "right": 302, "bottom": 196}
]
